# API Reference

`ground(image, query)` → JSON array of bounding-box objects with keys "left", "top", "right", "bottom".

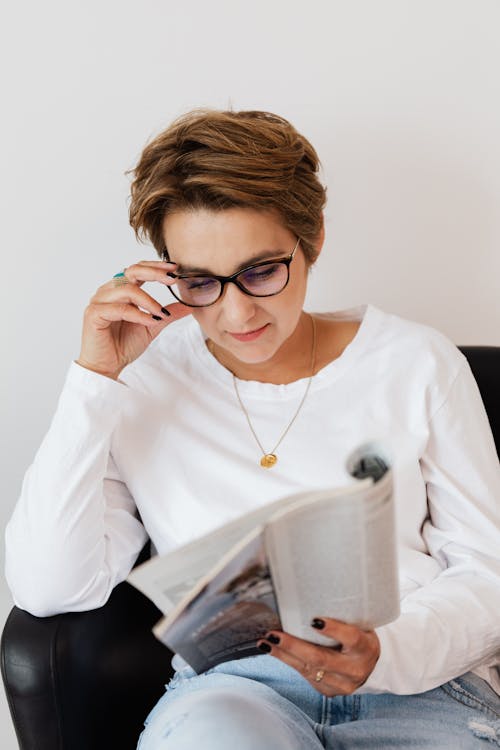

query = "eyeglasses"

[{"left": 165, "top": 237, "right": 300, "bottom": 308}]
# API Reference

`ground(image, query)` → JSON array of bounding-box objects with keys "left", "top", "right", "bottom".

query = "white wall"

[{"left": 1, "top": 1, "right": 499, "bottom": 746}]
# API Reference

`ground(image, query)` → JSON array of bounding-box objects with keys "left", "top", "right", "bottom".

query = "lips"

[{"left": 228, "top": 323, "right": 269, "bottom": 342}]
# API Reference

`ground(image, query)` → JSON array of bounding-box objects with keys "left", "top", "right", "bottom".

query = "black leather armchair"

[
  {"left": 2, "top": 347, "right": 499, "bottom": 750},
  {"left": 1, "top": 542, "right": 173, "bottom": 750}
]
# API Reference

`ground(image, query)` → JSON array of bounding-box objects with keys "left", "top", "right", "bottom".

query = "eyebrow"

[{"left": 170, "top": 248, "right": 288, "bottom": 276}]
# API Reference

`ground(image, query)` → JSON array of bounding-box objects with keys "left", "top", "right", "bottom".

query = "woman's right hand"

[{"left": 75, "top": 260, "right": 192, "bottom": 380}]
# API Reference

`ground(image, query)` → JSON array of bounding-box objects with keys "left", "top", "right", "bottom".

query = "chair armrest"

[{"left": 1, "top": 546, "right": 174, "bottom": 750}]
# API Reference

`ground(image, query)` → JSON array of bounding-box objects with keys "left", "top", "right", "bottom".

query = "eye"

[
  {"left": 181, "top": 277, "right": 219, "bottom": 291},
  {"left": 241, "top": 264, "right": 281, "bottom": 283}
]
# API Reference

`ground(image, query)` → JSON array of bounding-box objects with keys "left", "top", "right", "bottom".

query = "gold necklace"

[{"left": 230, "top": 314, "right": 317, "bottom": 468}]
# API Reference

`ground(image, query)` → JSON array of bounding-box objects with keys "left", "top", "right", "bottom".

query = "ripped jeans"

[{"left": 137, "top": 654, "right": 500, "bottom": 749}]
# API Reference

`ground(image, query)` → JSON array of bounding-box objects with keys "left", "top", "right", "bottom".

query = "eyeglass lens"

[{"left": 171, "top": 261, "right": 289, "bottom": 306}]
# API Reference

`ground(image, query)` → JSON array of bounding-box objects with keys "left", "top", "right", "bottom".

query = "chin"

[
  {"left": 226, "top": 341, "right": 278, "bottom": 364},
  {"left": 240, "top": 352, "right": 275, "bottom": 365}
]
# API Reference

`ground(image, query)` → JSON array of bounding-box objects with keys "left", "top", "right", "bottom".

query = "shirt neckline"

[{"left": 187, "top": 303, "right": 382, "bottom": 400}]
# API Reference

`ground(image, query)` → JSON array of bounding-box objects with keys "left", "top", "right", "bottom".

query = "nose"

[{"left": 220, "top": 281, "right": 258, "bottom": 327}]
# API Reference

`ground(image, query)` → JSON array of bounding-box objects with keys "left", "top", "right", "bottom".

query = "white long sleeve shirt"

[{"left": 5, "top": 303, "right": 500, "bottom": 695}]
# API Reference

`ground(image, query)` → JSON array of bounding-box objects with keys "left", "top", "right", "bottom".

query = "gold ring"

[{"left": 314, "top": 669, "right": 325, "bottom": 683}]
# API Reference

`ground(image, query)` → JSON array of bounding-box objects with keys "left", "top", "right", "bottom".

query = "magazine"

[{"left": 127, "top": 442, "right": 400, "bottom": 673}]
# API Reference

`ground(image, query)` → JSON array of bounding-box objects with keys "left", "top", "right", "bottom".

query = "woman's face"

[{"left": 162, "top": 207, "right": 323, "bottom": 370}]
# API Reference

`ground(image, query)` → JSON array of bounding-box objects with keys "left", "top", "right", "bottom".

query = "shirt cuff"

[
  {"left": 68, "top": 360, "right": 130, "bottom": 393},
  {"left": 354, "top": 625, "right": 393, "bottom": 694}
]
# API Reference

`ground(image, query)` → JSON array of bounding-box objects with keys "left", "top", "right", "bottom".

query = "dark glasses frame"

[{"left": 165, "top": 237, "right": 301, "bottom": 308}]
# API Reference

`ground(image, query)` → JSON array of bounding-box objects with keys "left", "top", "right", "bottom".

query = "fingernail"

[
  {"left": 311, "top": 618, "right": 325, "bottom": 630},
  {"left": 166, "top": 272, "right": 176, "bottom": 278},
  {"left": 152, "top": 315, "right": 162, "bottom": 321},
  {"left": 257, "top": 642, "right": 272, "bottom": 653},
  {"left": 161, "top": 307, "right": 171, "bottom": 317},
  {"left": 265, "top": 634, "right": 280, "bottom": 644}
]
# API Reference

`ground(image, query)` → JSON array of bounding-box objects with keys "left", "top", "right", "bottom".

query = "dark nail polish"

[
  {"left": 266, "top": 634, "right": 280, "bottom": 645},
  {"left": 257, "top": 642, "right": 272, "bottom": 653},
  {"left": 161, "top": 307, "right": 171, "bottom": 317},
  {"left": 152, "top": 315, "right": 162, "bottom": 321},
  {"left": 311, "top": 618, "right": 325, "bottom": 630}
]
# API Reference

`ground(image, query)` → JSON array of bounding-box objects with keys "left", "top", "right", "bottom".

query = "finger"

[
  {"left": 257, "top": 639, "right": 354, "bottom": 696},
  {"left": 147, "top": 302, "right": 193, "bottom": 339},
  {"left": 88, "top": 301, "right": 171, "bottom": 328},
  {"left": 311, "top": 618, "right": 371, "bottom": 653},
  {"left": 106, "top": 261, "right": 178, "bottom": 290},
  {"left": 308, "top": 620, "right": 381, "bottom": 685},
  {"left": 257, "top": 637, "right": 312, "bottom": 678},
  {"left": 258, "top": 631, "right": 331, "bottom": 677},
  {"left": 259, "top": 629, "right": 368, "bottom": 682},
  {"left": 94, "top": 283, "right": 175, "bottom": 320},
  {"left": 265, "top": 630, "right": 336, "bottom": 670},
  {"left": 158, "top": 302, "right": 192, "bottom": 323}
]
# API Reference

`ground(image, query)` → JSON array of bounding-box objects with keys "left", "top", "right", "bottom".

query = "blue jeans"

[{"left": 137, "top": 655, "right": 500, "bottom": 749}]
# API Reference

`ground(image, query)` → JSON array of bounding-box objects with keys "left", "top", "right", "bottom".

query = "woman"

[{"left": 5, "top": 109, "right": 500, "bottom": 749}]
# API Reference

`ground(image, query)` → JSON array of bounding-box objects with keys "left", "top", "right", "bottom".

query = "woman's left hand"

[{"left": 257, "top": 617, "right": 380, "bottom": 696}]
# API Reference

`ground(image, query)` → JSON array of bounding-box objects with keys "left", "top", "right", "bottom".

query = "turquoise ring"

[{"left": 112, "top": 269, "right": 129, "bottom": 286}]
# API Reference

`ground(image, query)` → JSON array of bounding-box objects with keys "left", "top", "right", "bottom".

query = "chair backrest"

[{"left": 458, "top": 346, "right": 499, "bottom": 456}]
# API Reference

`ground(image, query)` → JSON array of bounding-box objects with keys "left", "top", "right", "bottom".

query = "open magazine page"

[
  {"left": 265, "top": 468, "right": 399, "bottom": 647},
  {"left": 362, "top": 472, "right": 400, "bottom": 623},
  {"left": 127, "top": 490, "right": 311, "bottom": 613},
  {"left": 127, "top": 484, "right": 364, "bottom": 614},
  {"left": 153, "top": 528, "right": 281, "bottom": 674},
  {"left": 127, "top": 441, "right": 398, "bottom": 673}
]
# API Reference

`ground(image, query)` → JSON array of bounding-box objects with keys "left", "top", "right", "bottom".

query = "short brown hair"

[{"left": 127, "top": 109, "right": 327, "bottom": 264}]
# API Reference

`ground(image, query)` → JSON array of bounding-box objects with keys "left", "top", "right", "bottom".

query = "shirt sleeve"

[
  {"left": 358, "top": 358, "right": 500, "bottom": 695},
  {"left": 4, "top": 361, "right": 149, "bottom": 617}
]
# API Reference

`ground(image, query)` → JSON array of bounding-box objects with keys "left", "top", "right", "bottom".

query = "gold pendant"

[{"left": 260, "top": 454, "right": 277, "bottom": 468}]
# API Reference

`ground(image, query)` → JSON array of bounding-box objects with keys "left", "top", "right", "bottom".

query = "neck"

[{"left": 207, "top": 312, "right": 316, "bottom": 385}]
